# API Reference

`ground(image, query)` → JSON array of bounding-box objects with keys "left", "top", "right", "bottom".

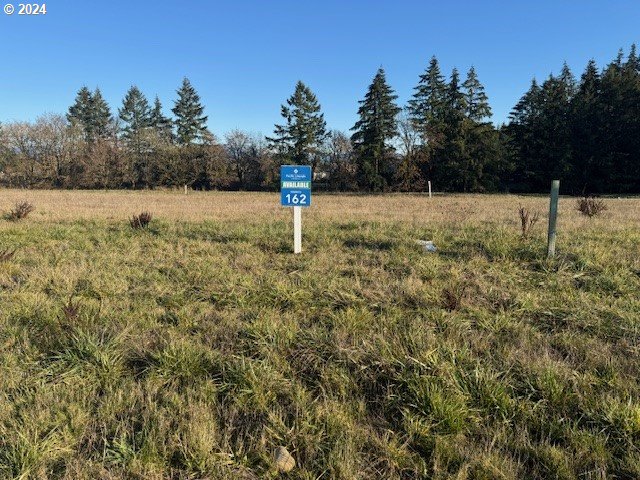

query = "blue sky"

[{"left": 1, "top": 1, "right": 638, "bottom": 137}]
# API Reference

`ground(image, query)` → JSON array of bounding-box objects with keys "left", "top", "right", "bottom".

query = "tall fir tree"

[
  {"left": 67, "top": 86, "right": 95, "bottom": 141},
  {"left": 266, "top": 81, "right": 328, "bottom": 169},
  {"left": 150, "top": 96, "right": 173, "bottom": 141},
  {"left": 459, "top": 67, "right": 503, "bottom": 191},
  {"left": 350, "top": 68, "right": 400, "bottom": 191},
  {"left": 172, "top": 78, "right": 209, "bottom": 145},
  {"left": 119, "top": 86, "right": 151, "bottom": 145},
  {"left": 559, "top": 62, "right": 578, "bottom": 98},
  {"left": 67, "top": 87, "right": 113, "bottom": 142},
  {"left": 90, "top": 88, "right": 113, "bottom": 140},
  {"left": 119, "top": 86, "right": 153, "bottom": 187},
  {"left": 433, "top": 68, "right": 468, "bottom": 190},
  {"left": 444, "top": 68, "right": 467, "bottom": 122},
  {"left": 571, "top": 59, "right": 602, "bottom": 193},
  {"left": 601, "top": 46, "right": 640, "bottom": 192},
  {"left": 462, "top": 66, "right": 492, "bottom": 121},
  {"left": 534, "top": 69, "right": 575, "bottom": 189},
  {"left": 625, "top": 43, "right": 639, "bottom": 73},
  {"left": 623, "top": 44, "right": 640, "bottom": 191},
  {"left": 505, "top": 78, "right": 543, "bottom": 191},
  {"left": 408, "top": 56, "right": 448, "bottom": 152},
  {"left": 613, "top": 48, "right": 625, "bottom": 70}
]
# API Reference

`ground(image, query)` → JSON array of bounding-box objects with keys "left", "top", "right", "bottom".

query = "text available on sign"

[{"left": 280, "top": 165, "right": 312, "bottom": 207}]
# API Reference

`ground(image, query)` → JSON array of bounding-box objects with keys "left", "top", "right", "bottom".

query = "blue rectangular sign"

[{"left": 280, "top": 165, "right": 312, "bottom": 207}]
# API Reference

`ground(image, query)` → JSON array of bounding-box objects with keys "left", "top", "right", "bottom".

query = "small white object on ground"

[
  {"left": 415, "top": 240, "right": 437, "bottom": 252},
  {"left": 274, "top": 446, "right": 296, "bottom": 472}
]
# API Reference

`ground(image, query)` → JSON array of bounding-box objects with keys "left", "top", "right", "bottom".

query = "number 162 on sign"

[{"left": 282, "top": 191, "right": 308, "bottom": 205}]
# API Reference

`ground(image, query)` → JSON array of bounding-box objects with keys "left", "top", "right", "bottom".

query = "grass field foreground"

[{"left": 0, "top": 191, "right": 639, "bottom": 479}]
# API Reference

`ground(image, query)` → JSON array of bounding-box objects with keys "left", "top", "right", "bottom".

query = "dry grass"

[
  {"left": 0, "top": 189, "right": 637, "bottom": 230},
  {"left": 0, "top": 189, "right": 638, "bottom": 479}
]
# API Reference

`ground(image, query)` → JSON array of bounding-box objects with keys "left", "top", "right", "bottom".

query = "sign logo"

[{"left": 281, "top": 165, "right": 312, "bottom": 207}]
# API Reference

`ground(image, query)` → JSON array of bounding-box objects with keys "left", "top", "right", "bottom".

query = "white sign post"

[
  {"left": 428, "top": 180, "right": 432, "bottom": 198},
  {"left": 293, "top": 206, "right": 302, "bottom": 254},
  {"left": 280, "top": 165, "right": 312, "bottom": 254}
]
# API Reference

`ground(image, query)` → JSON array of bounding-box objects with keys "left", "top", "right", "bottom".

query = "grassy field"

[{"left": 0, "top": 190, "right": 639, "bottom": 479}]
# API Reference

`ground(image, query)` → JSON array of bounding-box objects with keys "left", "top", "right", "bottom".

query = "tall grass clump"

[
  {"left": 129, "top": 211, "right": 153, "bottom": 229},
  {"left": 518, "top": 205, "right": 539, "bottom": 238},
  {"left": 576, "top": 196, "right": 607, "bottom": 217},
  {"left": 5, "top": 200, "right": 35, "bottom": 221}
]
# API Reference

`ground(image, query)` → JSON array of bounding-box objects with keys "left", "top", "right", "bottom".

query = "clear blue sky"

[{"left": 1, "top": 1, "right": 638, "bottom": 137}]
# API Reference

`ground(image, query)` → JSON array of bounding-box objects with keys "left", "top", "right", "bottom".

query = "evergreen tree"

[
  {"left": 505, "top": 48, "right": 640, "bottom": 194},
  {"left": 536, "top": 68, "right": 576, "bottom": 189},
  {"left": 408, "top": 56, "right": 448, "bottom": 152},
  {"left": 577, "top": 60, "right": 600, "bottom": 97},
  {"left": 462, "top": 66, "right": 491, "bottom": 121},
  {"left": 571, "top": 59, "right": 602, "bottom": 193},
  {"left": 150, "top": 96, "right": 173, "bottom": 141},
  {"left": 409, "top": 56, "right": 447, "bottom": 121},
  {"left": 444, "top": 68, "right": 467, "bottom": 122},
  {"left": 350, "top": 68, "right": 401, "bottom": 191},
  {"left": 119, "top": 86, "right": 151, "bottom": 145},
  {"left": 67, "top": 87, "right": 113, "bottom": 142},
  {"left": 433, "top": 69, "right": 468, "bottom": 190},
  {"left": 507, "top": 66, "right": 581, "bottom": 193},
  {"left": 172, "top": 78, "right": 209, "bottom": 145},
  {"left": 510, "top": 71, "right": 575, "bottom": 191},
  {"left": 505, "top": 79, "right": 543, "bottom": 191},
  {"left": 266, "top": 81, "right": 328, "bottom": 169},
  {"left": 67, "top": 86, "right": 95, "bottom": 141},
  {"left": 613, "top": 48, "right": 625, "bottom": 69},
  {"left": 119, "top": 86, "right": 153, "bottom": 187},
  {"left": 559, "top": 62, "right": 577, "bottom": 98},
  {"left": 600, "top": 46, "right": 640, "bottom": 192},
  {"left": 622, "top": 44, "right": 640, "bottom": 191},
  {"left": 509, "top": 78, "right": 542, "bottom": 125},
  {"left": 90, "top": 88, "right": 113, "bottom": 139},
  {"left": 625, "top": 43, "right": 639, "bottom": 73},
  {"left": 460, "top": 67, "right": 504, "bottom": 191}
]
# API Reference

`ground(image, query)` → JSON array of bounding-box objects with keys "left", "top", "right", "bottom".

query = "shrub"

[
  {"left": 518, "top": 206, "right": 540, "bottom": 239},
  {"left": 7, "top": 201, "right": 35, "bottom": 221},
  {"left": 577, "top": 196, "right": 607, "bottom": 217},
  {"left": 130, "top": 211, "right": 153, "bottom": 229}
]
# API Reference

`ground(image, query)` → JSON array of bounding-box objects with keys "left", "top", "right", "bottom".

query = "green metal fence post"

[{"left": 547, "top": 180, "right": 560, "bottom": 258}]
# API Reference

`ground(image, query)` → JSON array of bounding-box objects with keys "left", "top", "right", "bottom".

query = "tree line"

[{"left": 1, "top": 45, "right": 638, "bottom": 193}]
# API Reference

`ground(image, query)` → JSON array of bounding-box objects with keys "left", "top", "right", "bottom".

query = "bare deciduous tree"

[
  {"left": 394, "top": 112, "right": 426, "bottom": 191},
  {"left": 224, "top": 129, "right": 266, "bottom": 190},
  {"left": 325, "top": 130, "right": 357, "bottom": 191}
]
